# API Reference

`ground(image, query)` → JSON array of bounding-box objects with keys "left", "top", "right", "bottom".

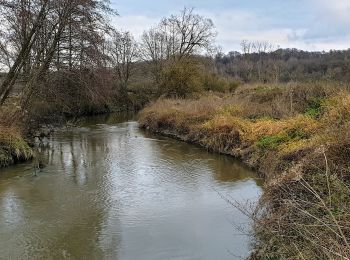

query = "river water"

[{"left": 0, "top": 114, "right": 262, "bottom": 259}]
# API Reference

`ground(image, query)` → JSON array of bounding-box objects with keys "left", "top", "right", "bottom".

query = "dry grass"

[
  {"left": 0, "top": 104, "right": 33, "bottom": 168},
  {"left": 139, "top": 82, "right": 350, "bottom": 259},
  {"left": 0, "top": 125, "right": 33, "bottom": 168}
]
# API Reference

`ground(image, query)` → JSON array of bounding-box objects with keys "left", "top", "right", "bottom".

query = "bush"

[
  {"left": 159, "top": 59, "right": 202, "bottom": 98},
  {"left": 202, "top": 73, "right": 241, "bottom": 93},
  {"left": 202, "top": 73, "right": 228, "bottom": 92}
]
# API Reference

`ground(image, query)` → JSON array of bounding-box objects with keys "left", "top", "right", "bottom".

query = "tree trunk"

[{"left": 0, "top": 0, "right": 49, "bottom": 105}]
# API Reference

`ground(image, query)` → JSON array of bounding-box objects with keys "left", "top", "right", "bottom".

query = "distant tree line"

[{"left": 215, "top": 42, "right": 350, "bottom": 83}]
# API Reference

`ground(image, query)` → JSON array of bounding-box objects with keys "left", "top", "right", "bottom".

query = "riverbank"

[
  {"left": 0, "top": 84, "right": 153, "bottom": 169},
  {"left": 0, "top": 125, "right": 33, "bottom": 168},
  {"left": 139, "top": 83, "right": 350, "bottom": 259}
]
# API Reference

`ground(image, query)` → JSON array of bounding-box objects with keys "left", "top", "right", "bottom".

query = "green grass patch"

[
  {"left": 258, "top": 129, "right": 307, "bottom": 151},
  {"left": 258, "top": 134, "right": 289, "bottom": 150},
  {"left": 304, "top": 97, "right": 325, "bottom": 118}
]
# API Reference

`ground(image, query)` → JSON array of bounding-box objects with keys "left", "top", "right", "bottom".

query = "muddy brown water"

[{"left": 0, "top": 114, "right": 262, "bottom": 259}]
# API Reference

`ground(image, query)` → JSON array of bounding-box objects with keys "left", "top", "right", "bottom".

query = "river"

[{"left": 0, "top": 114, "right": 262, "bottom": 259}]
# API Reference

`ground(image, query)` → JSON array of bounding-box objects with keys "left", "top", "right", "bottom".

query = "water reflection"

[{"left": 0, "top": 114, "right": 262, "bottom": 259}]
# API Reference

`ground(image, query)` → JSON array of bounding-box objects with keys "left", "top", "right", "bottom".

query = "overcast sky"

[{"left": 110, "top": 0, "right": 350, "bottom": 53}]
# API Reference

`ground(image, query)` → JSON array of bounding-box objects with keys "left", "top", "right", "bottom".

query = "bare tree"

[
  {"left": 239, "top": 40, "right": 278, "bottom": 82},
  {"left": 140, "top": 7, "right": 217, "bottom": 81},
  {"left": 108, "top": 30, "right": 138, "bottom": 92},
  {"left": 0, "top": 0, "right": 50, "bottom": 105},
  {"left": 166, "top": 7, "right": 216, "bottom": 59},
  {"left": 0, "top": 0, "right": 116, "bottom": 107}
]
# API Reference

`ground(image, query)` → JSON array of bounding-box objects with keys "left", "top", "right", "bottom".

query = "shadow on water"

[{"left": 0, "top": 113, "right": 262, "bottom": 260}]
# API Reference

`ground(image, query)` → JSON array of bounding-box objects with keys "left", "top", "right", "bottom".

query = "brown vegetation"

[
  {"left": 139, "top": 82, "right": 350, "bottom": 259},
  {"left": 0, "top": 126, "right": 32, "bottom": 167}
]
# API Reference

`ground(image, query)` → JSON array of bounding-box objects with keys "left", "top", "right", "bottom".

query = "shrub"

[
  {"left": 202, "top": 73, "right": 241, "bottom": 93},
  {"left": 159, "top": 59, "right": 203, "bottom": 98},
  {"left": 202, "top": 73, "right": 228, "bottom": 92}
]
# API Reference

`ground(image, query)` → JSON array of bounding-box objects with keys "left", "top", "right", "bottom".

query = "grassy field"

[{"left": 139, "top": 82, "right": 350, "bottom": 259}]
